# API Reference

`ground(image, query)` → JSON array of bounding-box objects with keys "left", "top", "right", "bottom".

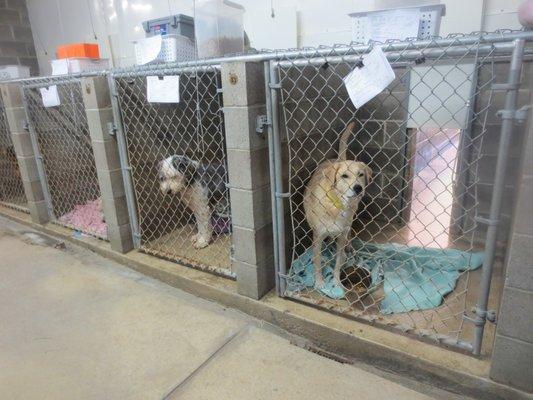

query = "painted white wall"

[{"left": 26, "top": 0, "right": 524, "bottom": 75}]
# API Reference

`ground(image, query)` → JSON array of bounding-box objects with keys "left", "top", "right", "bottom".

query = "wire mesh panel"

[
  {"left": 273, "top": 36, "right": 514, "bottom": 350},
  {"left": 0, "top": 90, "right": 28, "bottom": 212},
  {"left": 23, "top": 77, "right": 107, "bottom": 239},
  {"left": 113, "top": 65, "right": 232, "bottom": 277}
]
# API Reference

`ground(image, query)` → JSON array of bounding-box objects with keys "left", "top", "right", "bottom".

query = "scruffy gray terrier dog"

[{"left": 158, "top": 155, "right": 227, "bottom": 249}]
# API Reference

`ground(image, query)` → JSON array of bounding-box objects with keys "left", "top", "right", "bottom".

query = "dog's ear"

[
  {"left": 363, "top": 164, "right": 373, "bottom": 185},
  {"left": 324, "top": 162, "right": 341, "bottom": 188}
]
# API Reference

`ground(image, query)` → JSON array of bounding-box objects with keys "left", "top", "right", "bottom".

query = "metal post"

[
  {"left": 20, "top": 86, "right": 55, "bottom": 220},
  {"left": 472, "top": 38, "right": 526, "bottom": 356},
  {"left": 268, "top": 60, "right": 287, "bottom": 295},
  {"left": 265, "top": 61, "right": 281, "bottom": 294},
  {"left": 107, "top": 74, "right": 141, "bottom": 247}
]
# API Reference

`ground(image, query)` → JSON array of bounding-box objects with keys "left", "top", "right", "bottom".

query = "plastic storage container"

[
  {"left": 195, "top": 0, "right": 245, "bottom": 59},
  {"left": 133, "top": 34, "right": 196, "bottom": 64},
  {"left": 51, "top": 58, "right": 109, "bottom": 75},
  {"left": 56, "top": 43, "right": 100, "bottom": 59},
  {"left": 0, "top": 65, "right": 30, "bottom": 80},
  {"left": 143, "top": 14, "right": 194, "bottom": 39},
  {"left": 349, "top": 4, "right": 446, "bottom": 43}
]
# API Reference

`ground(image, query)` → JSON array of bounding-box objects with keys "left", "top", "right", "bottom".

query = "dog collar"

[{"left": 326, "top": 191, "right": 346, "bottom": 211}]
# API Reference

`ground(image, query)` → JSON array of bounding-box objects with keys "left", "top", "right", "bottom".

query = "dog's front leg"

[
  {"left": 312, "top": 230, "right": 328, "bottom": 289},
  {"left": 189, "top": 185, "right": 213, "bottom": 249},
  {"left": 333, "top": 230, "right": 349, "bottom": 286}
]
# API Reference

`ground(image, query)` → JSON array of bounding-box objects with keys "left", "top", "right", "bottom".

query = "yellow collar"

[{"left": 326, "top": 190, "right": 346, "bottom": 210}]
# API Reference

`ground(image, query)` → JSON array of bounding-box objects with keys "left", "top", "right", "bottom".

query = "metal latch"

[
  {"left": 107, "top": 122, "right": 117, "bottom": 137},
  {"left": 255, "top": 115, "right": 270, "bottom": 134},
  {"left": 22, "top": 121, "right": 30, "bottom": 132}
]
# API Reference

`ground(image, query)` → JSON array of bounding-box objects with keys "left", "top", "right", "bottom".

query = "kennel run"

[
  {"left": 110, "top": 64, "right": 233, "bottom": 277},
  {"left": 21, "top": 76, "right": 108, "bottom": 239},
  {"left": 0, "top": 89, "right": 28, "bottom": 212},
  {"left": 265, "top": 31, "right": 533, "bottom": 355}
]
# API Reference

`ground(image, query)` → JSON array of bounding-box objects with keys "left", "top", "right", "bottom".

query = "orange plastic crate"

[{"left": 56, "top": 43, "right": 100, "bottom": 59}]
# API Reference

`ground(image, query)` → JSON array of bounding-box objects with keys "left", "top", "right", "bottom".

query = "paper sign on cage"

[
  {"left": 146, "top": 75, "right": 180, "bottom": 103},
  {"left": 40, "top": 86, "right": 60, "bottom": 107},
  {"left": 343, "top": 47, "right": 395, "bottom": 109}
]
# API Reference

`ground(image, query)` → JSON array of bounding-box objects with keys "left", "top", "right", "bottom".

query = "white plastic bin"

[
  {"left": 133, "top": 34, "right": 196, "bottom": 64},
  {"left": 51, "top": 58, "right": 109, "bottom": 75},
  {"left": 349, "top": 4, "right": 446, "bottom": 43},
  {"left": 195, "top": 0, "right": 245, "bottom": 59}
]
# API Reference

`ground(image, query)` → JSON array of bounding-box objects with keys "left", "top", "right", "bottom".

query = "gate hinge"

[
  {"left": 107, "top": 122, "right": 117, "bottom": 137},
  {"left": 255, "top": 114, "right": 270, "bottom": 134},
  {"left": 475, "top": 216, "right": 499, "bottom": 226},
  {"left": 269, "top": 83, "right": 281, "bottom": 90},
  {"left": 496, "top": 105, "right": 532, "bottom": 123},
  {"left": 22, "top": 120, "right": 30, "bottom": 132},
  {"left": 491, "top": 82, "right": 520, "bottom": 91},
  {"left": 463, "top": 306, "right": 497, "bottom": 326}
]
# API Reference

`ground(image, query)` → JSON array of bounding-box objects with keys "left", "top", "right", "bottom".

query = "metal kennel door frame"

[
  {"left": 20, "top": 75, "right": 106, "bottom": 238},
  {"left": 266, "top": 35, "right": 531, "bottom": 355},
  {"left": 110, "top": 64, "right": 233, "bottom": 277}
]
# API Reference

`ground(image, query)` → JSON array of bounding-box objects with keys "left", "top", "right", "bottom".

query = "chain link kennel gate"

[
  {"left": 111, "top": 65, "right": 233, "bottom": 277},
  {"left": 22, "top": 77, "right": 107, "bottom": 239},
  {"left": 267, "top": 33, "right": 531, "bottom": 354},
  {"left": 0, "top": 89, "right": 28, "bottom": 212}
]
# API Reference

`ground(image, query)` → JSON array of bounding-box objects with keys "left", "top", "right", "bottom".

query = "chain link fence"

[
  {"left": 22, "top": 77, "right": 107, "bottom": 239},
  {"left": 112, "top": 65, "right": 233, "bottom": 277},
  {"left": 270, "top": 35, "right": 526, "bottom": 351},
  {"left": 0, "top": 90, "right": 28, "bottom": 212}
]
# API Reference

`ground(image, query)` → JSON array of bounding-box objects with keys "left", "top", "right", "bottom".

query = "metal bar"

[
  {"left": 269, "top": 60, "right": 287, "bottom": 296},
  {"left": 472, "top": 38, "right": 526, "bottom": 356},
  {"left": 111, "top": 64, "right": 221, "bottom": 78},
  {"left": 107, "top": 74, "right": 141, "bottom": 248},
  {"left": 265, "top": 61, "right": 281, "bottom": 295},
  {"left": 20, "top": 86, "right": 55, "bottom": 220},
  {"left": 275, "top": 42, "right": 531, "bottom": 68}
]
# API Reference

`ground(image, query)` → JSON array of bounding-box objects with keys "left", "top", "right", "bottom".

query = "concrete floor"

[{"left": 0, "top": 217, "right": 472, "bottom": 400}]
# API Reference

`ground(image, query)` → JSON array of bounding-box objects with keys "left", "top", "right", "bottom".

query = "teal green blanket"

[{"left": 287, "top": 240, "right": 484, "bottom": 314}]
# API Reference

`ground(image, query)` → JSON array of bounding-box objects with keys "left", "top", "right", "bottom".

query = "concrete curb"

[{"left": 1, "top": 207, "right": 531, "bottom": 400}]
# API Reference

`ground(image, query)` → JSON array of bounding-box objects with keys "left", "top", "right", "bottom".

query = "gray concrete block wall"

[
  {"left": 0, "top": 0, "right": 38, "bottom": 75},
  {"left": 221, "top": 61, "right": 275, "bottom": 299},
  {"left": 80, "top": 77, "right": 133, "bottom": 253},
  {"left": 490, "top": 90, "right": 533, "bottom": 394},
  {"left": 0, "top": 82, "right": 48, "bottom": 223}
]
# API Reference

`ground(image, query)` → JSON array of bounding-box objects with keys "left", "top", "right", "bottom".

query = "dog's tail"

[{"left": 337, "top": 121, "right": 356, "bottom": 161}]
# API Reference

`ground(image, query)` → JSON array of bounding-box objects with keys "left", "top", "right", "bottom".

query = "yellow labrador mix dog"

[{"left": 304, "top": 122, "right": 372, "bottom": 292}]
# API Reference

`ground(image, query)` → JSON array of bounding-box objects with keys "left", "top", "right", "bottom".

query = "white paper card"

[
  {"left": 136, "top": 35, "right": 162, "bottom": 65},
  {"left": 40, "top": 86, "right": 60, "bottom": 107},
  {"left": 343, "top": 47, "right": 395, "bottom": 109},
  {"left": 146, "top": 75, "right": 180, "bottom": 103},
  {"left": 51, "top": 59, "right": 69, "bottom": 76},
  {"left": 364, "top": 9, "right": 420, "bottom": 43}
]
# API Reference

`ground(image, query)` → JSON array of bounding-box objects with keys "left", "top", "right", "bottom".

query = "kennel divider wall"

[
  {"left": 111, "top": 64, "right": 243, "bottom": 279},
  {"left": 80, "top": 76, "right": 134, "bottom": 252},
  {"left": 266, "top": 33, "right": 533, "bottom": 354},
  {"left": 20, "top": 75, "right": 108, "bottom": 239},
  {"left": 0, "top": 83, "right": 29, "bottom": 213}
]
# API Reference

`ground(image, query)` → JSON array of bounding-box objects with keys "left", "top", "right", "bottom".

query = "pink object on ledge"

[{"left": 58, "top": 199, "right": 107, "bottom": 238}]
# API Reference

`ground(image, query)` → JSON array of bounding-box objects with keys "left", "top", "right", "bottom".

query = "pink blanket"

[{"left": 58, "top": 199, "right": 107, "bottom": 238}]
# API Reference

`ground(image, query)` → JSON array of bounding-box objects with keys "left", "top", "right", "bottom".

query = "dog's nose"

[
  {"left": 353, "top": 184, "right": 363, "bottom": 195},
  {"left": 166, "top": 189, "right": 172, "bottom": 195}
]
